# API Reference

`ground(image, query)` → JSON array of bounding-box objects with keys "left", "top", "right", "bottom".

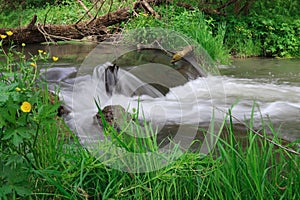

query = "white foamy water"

[{"left": 46, "top": 63, "right": 300, "bottom": 142}]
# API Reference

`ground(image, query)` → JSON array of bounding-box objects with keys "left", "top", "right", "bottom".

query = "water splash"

[{"left": 44, "top": 63, "right": 300, "bottom": 142}]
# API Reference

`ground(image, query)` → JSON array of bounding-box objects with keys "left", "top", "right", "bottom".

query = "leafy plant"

[{"left": 0, "top": 33, "right": 61, "bottom": 198}]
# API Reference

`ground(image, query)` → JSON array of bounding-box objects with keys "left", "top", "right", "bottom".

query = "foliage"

[
  {"left": 0, "top": 0, "right": 56, "bottom": 10},
  {"left": 0, "top": 3, "right": 299, "bottom": 199},
  {"left": 0, "top": 0, "right": 92, "bottom": 28},
  {"left": 222, "top": 13, "right": 300, "bottom": 57},
  {"left": 202, "top": 0, "right": 300, "bottom": 57},
  {"left": 0, "top": 34, "right": 62, "bottom": 198},
  {"left": 0, "top": 0, "right": 134, "bottom": 28},
  {"left": 125, "top": 5, "right": 230, "bottom": 64},
  {"left": 1, "top": 0, "right": 300, "bottom": 58}
]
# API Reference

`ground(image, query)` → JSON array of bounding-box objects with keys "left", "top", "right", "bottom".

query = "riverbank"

[{"left": 1, "top": 0, "right": 299, "bottom": 63}]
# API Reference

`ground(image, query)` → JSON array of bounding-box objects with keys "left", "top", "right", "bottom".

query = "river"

[{"left": 28, "top": 43, "right": 299, "bottom": 143}]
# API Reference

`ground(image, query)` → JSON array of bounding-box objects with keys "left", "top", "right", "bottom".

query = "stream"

[{"left": 30, "top": 42, "right": 299, "bottom": 144}]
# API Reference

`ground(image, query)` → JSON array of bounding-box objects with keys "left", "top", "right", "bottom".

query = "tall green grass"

[
  {"left": 15, "top": 108, "right": 298, "bottom": 199},
  {"left": 1, "top": 102, "right": 299, "bottom": 199}
]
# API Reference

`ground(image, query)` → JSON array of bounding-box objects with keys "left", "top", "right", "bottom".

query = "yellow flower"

[
  {"left": 30, "top": 62, "right": 37, "bottom": 67},
  {"left": 15, "top": 87, "right": 21, "bottom": 92},
  {"left": 0, "top": 34, "right": 7, "bottom": 39},
  {"left": 6, "top": 31, "right": 13, "bottom": 36},
  {"left": 52, "top": 56, "right": 59, "bottom": 62},
  {"left": 43, "top": 51, "right": 47, "bottom": 55},
  {"left": 20, "top": 101, "right": 31, "bottom": 113},
  {"left": 22, "top": 43, "right": 26, "bottom": 47},
  {"left": 38, "top": 49, "right": 43, "bottom": 53}
]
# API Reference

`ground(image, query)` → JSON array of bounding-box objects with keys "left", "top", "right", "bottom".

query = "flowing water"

[{"left": 34, "top": 43, "right": 300, "bottom": 143}]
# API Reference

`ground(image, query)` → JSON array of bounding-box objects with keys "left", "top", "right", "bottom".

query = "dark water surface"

[{"left": 222, "top": 58, "right": 300, "bottom": 86}]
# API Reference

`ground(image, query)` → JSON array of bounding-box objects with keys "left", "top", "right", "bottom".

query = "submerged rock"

[{"left": 95, "top": 105, "right": 132, "bottom": 132}]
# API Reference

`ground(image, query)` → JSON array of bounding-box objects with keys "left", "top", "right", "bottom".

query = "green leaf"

[
  {"left": 0, "top": 92, "right": 9, "bottom": 105},
  {"left": 14, "top": 185, "right": 32, "bottom": 196},
  {"left": 0, "top": 185, "right": 13, "bottom": 197},
  {"left": 0, "top": 104, "right": 18, "bottom": 124},
  {"left": 2, "top": 129, "right": 14, "bottom": 140},
  {"left": 12, "top": 134, "right": 23, "bottom": 146}
]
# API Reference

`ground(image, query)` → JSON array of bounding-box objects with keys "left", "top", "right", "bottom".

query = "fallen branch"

[
  {"left": 0, "top": 0, "right": 165, "bottom": 45},
  {"left": 77, "top": 0, "right": 94, "bottom": 19},
  {"left": 140, "top": 0, "right": 161, "bottom": 19},
  {"left": 26, "top": 14, "right": 37, "bottom": 30}
]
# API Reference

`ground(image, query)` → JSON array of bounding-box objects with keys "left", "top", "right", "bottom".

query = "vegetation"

[
  {"left": 124, "top": 6, "right": 229, "bottom": 64},
  {"left": 0, "top": 35, "right": 299, "bottom": 199},
  {"left": 1, "top": 0, "right": 300, "bottom": 60},
  {"left": 0, "top": 1, "right": 300, "bottom": 199},
  {"left": 214, "top": 0, "right": 300, "bottom": 57}
]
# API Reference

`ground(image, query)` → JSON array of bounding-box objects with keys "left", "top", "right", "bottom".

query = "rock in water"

[
  {"left": 104, "top": 64, "right": 119, "bottom": 96},
  {"left": 95, "top": 105, "right": 131, "bottom": 132}
]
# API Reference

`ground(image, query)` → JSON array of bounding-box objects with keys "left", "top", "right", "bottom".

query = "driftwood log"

[{"left": 0, "top": 0, "right": 167, "bottom": 45}]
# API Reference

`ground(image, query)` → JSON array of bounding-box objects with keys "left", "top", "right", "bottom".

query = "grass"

[
  {"left": 8, "top": 106, "right": 299, "bottom": 199},
  {"left": 0, "top": 0, "right": 134, "bottom": 28}
]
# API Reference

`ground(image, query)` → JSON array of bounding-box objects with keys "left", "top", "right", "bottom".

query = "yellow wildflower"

[
  {"left": 52, "top": 56, "right": 59, "bottom": 62},
  {"left": 30, "top": 62, "right": 37, "bottom": 67},
  {"left": 38, "top": 49, "right": 43, "bottom": 53},
  {"left": 20, "top": 101, "right": 31, "bottom": 113},
  {"left": 43, "top": 51, "right": 47, "bottom": 55},
  {"left": 0, "top": 34, "right": 7, "bottom": 39},
  {"left": 22, "top": 43, "right": 26, "bottom": 47},
  {"left": 15, "top": 87, "right": 21, "bottom": 92},
  {"left": 6, "top": 31, "right": 13, "bottom": 36}
]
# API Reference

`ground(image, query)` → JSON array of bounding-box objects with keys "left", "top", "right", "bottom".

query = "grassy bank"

[
  {"left": 1, "top": 1, "right": 300, "bottom": 60},
  {"left": 0, "top": 40, "right": 299, "bottom": 199}
]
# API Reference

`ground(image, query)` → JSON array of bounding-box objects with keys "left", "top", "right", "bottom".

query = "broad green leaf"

[{"left": 12, "top": 134, "right": 23, "bottom": 146}]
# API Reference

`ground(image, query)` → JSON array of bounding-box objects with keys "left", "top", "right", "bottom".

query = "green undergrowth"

[
  {"left": 124, "top": 5, "right": 230, "bottom": 64},
  {"left": 199, "top": 0, "right": 300, "bottom": 58},
  {"left": 1, "top": 0, "right": 300, "bottom": 59},
  {"left": 0, "top": 0, "right": 134, "bottom": 28},
  {"left": 221, "top": 14, "right": 300, "bottom": 58}
]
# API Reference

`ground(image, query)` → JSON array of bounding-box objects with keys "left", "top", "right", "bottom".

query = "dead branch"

[
  {"left": 26, "top": 14, "right": 37, "bottom": 30},
  {"left": 216, "top": 0, "right": 238, "bottom": 12},
  {"left": 76, "top": 0, "right": 103, "bottom": 25},
  {"left": 77, "top": 0, "right": 94, "bottom": 19},
  {"left": 140, "top": 0, "right": 161, "bottom": 19},
  {"left": 0, "top": 0, "right": 166, "bottom": 45},
  {"left": 176, "top": 2, "right": 195, "bottom": 10}
]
